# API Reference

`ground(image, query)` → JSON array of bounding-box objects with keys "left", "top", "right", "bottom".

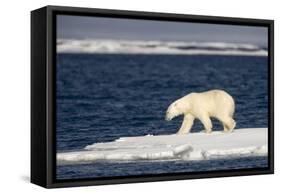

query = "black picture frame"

[{"left": 31, "top": 5, "right": 274, "bottom": 188}]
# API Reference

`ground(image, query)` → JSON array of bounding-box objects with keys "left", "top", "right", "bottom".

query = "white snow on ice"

[
  {"left": 57, "top": 128, "right": 268, "bottom": 165},
  {"left": 57, "top": 39, "right": 268, "bottom": 56}
]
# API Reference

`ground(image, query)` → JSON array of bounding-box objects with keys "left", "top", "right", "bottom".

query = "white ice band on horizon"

[{"left": 57, "top": 39, "right": 268, "bottom": 56}]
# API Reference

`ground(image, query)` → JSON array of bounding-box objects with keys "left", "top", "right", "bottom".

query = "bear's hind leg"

[
  {"left": 223, "top": 123, "right": 229, "bottom": 132},
  {"left": 220, "top": 117, "right": 236, "bottom": 133},
  {"left": 226, "top": 117, "right": 236, "bottom": 132},
  {"left": 199, "top": 115, "right": 213, "bottom": 134}
]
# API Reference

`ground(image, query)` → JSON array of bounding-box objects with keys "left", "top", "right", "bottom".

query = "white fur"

[{"left": 165, "top": 90, "right": 236, "bottom": 134}]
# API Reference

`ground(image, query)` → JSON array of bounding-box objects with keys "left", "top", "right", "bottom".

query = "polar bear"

[{"left": 165, "top": 90, "right": 236, "bottom": 134}]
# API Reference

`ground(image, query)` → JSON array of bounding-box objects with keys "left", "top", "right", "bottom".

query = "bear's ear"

[{"left": 174, "top": 102, "right": 178, "bottom": 107}]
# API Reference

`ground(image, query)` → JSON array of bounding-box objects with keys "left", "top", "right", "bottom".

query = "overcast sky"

[{"left": 57, "top": 15, "right": 268, "bottom": 46}]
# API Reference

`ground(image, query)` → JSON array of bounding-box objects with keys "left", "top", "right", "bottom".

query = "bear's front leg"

[
  {"left": 177, "top": 114, "right": 195, "bottom": 135},
  {"left": 199, "top": 115, "right": 213, "bottom": 134}
]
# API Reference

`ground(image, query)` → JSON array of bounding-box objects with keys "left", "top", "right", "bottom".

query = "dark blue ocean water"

[{"left": 56, "top": 54, "right": 268, "bottom": 179}]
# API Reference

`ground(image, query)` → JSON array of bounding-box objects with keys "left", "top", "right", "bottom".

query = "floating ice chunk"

[{"left": 57, "top": 128, "right": 268, "bottom": 165}]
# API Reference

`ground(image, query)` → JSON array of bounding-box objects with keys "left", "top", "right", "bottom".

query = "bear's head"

[{"left": 165, "top": 99, "right": 189, "bottom": 121}]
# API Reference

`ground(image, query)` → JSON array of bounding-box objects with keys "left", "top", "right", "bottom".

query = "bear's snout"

[{"left": 165, "top": 111, "right": 172, "bottom": 121}]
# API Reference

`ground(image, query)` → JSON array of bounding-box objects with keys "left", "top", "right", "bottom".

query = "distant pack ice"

[
  {"left": 57, "top": 128, "right": 268, "bottom": 165},
  {"left": 57, "top": 39, "right": 268, "bottom": 56}
]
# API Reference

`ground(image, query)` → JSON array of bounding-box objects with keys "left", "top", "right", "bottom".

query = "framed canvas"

[{"left": 31, "top": 5, "right": 274, "bottom": 188}]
